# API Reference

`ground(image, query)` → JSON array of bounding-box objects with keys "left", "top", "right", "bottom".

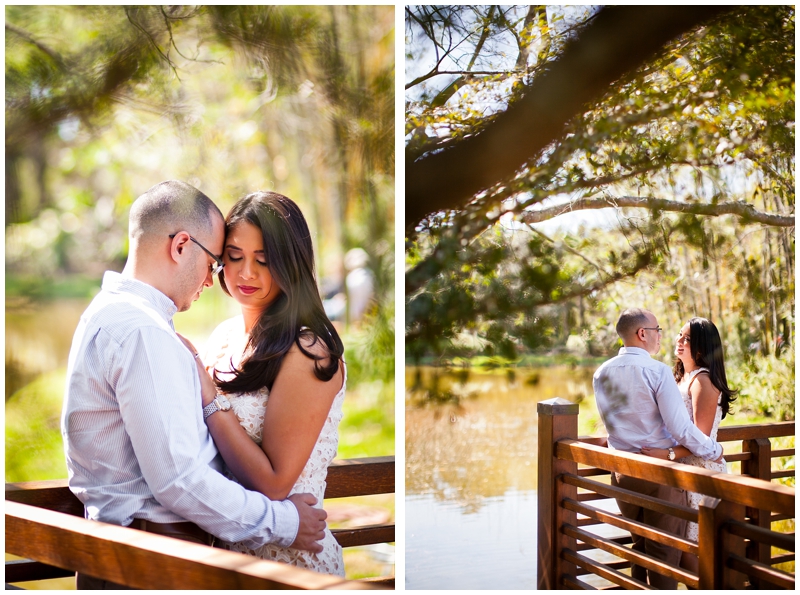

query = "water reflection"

[
  {"left": 5, "top": 286, "right": 239, "bottom": 401},
  {"left": 5, "top": 298, "right": 89, "bottom": 399},
  {"left": 406, "top": 365, "right": 595, "bottom": 588},
  {"left": 406, "top": 366, "right": 593, "bottom": 507}
]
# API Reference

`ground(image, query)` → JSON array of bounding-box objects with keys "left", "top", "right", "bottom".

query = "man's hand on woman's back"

[{"left": 288, "top": 493, "right": 327, "bottom": 553}]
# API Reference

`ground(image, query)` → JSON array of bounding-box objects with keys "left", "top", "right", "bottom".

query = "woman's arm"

[
  {"left": 689, "top": 372, "right": 719, "bottom": 437},
  {"left": 200, "top": 339, "right": 343, "bottom": 501}
]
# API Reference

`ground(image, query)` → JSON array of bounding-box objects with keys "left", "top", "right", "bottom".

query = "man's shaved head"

[
  {"left": 616, "top": 308, "right": 652, "bottom": 342},
  {"left": 129, "top": 180, "right": 223, "bottom": 245}
]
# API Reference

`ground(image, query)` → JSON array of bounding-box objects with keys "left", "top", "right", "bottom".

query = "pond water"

[
  {"left": 405, "top": 365, "right": 599, "bottom": 589},
  {"left": 5, "top": 287, "right": 239, "bottom": 400}
]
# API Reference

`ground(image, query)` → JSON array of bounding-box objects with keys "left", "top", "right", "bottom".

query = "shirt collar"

[
  {"left": 101, "top": 271, "right": 178, "bottom": 321},
  {"left": 618, "top": 346, "right": 651, "bottom": 357}
]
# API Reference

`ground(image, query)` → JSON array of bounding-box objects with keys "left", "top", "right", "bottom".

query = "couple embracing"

[
  {"left": 594, "top": 307, "right": 736, "bottom": 588},
  {"left": 62, "top": 180, "right": 345, "bottom": 589}
]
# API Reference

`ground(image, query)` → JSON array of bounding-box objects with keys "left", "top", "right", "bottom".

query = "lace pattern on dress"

[
  {"left": 202, "top": 316, "right": 345, "bottom": 576},
  {"left": 676, "top": 367, "right": 725, "bottom": 543}
]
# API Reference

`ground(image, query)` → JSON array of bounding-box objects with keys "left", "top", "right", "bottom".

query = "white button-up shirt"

[
  {"left": 61, "top": 271, "right": 298, "bottom": 548},
  {"left": 593, "top": 346, "right": 722, "bottom": 460}
]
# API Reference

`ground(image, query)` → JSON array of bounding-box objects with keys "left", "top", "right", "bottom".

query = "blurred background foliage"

[
  {"left": 405, "top": 5, "right": 794, "bottom": 420},
  {"left": 6, "top": 5, "right": 394, "bottom": 580}
]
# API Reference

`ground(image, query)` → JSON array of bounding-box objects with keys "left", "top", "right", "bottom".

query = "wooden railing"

[
  {"left": 538, "top": 398, "right": 795, "bottom": 589},
  {"left": 6, "top": 456, "right": 394, "bottom": 590}
]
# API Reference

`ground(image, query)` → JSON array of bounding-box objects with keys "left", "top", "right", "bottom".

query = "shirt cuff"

[{"left": 271, "top": 498, "right": 300, "bottom": 548}]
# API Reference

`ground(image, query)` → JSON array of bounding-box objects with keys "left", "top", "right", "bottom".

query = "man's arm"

[
  {"left": 113, "top": 327, "right": 301, "bottom": 549},
  {"left": 651, "top": 369, "right": 723, "bottom": 461}
]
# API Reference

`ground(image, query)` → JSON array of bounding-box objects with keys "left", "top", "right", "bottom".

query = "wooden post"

[
  {"left": 742, "top": 437, "right": 772, "bottom": 585},
  {"left": 537, "top": 397, "right": 579, "bottom": 590},
  {"left": 697, "top": 497, "right": 746, "bottom": 589}
]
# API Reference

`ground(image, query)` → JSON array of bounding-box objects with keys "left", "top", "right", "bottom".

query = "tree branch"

[
  {"left": 5, "top": 23, "right": 66, "bottom": 68},
  {"left": 405, "top": 5, "right": 733, "bottom": 232},
  {"left": 520, "top": 196, "right": 796, "bottom": 228}
]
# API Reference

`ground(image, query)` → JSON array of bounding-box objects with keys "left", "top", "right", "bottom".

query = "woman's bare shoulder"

[{"left": 691, "top": 371, "right": 718, "bottom": 397}]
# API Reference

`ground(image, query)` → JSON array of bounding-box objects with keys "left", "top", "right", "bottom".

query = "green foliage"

[
  {"left": 405, "top": 6, "right": 794, "bottom": 364},
  {"left": 5, "top": 370, "right": 69, "bottom": 482},
  {"left": 6, "top": 5, "right": 394, "bottom": 313},
  {"left": 6, "top": 274, "right": 101, "bottom": 300},
  {"left": 727, "top": 351, "right": 795, "bottom": 421},
  {"left": 340, "top": 299, "right": 396, "bottom": 458}
]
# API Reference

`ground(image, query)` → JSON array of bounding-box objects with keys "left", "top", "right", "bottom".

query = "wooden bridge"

[
  {"left": 5, "top": 456, "right": 394, "bottom": 590},
  {"left": 537, "top": 398, "right": 795, "bottom": 589}
]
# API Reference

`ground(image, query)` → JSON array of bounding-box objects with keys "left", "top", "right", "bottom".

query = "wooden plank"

[
  {"left": 723, "top": 452, "right": 750, "bottom": 463},
  {"left": 359, "top": 576, "right": 395, "bottom": 588},
  {"left": 332, "top": 524, "right": 395, "bottom": 548},
  {"left": 576, "top": 535, "right": 632, "bottom": 552},
  {"left": 578, "top": 436, "right": 609, "bottom": 446},
  {"left": 563, "top": 498, "right": 697, "bottom": 556},
  {"left": 741, "top": 437, "right": 772, "bottom": 584},
  {"left": 561, "top": 574, "right": 599, "bottom": 589},
  {"left": 699, "top": 497, "right": 746, "bottom": 589},
  {"left": 5, "top": 457, "right": 395, "bottom": 509},
  {"left": 557, "top": 441, "right": 795, "bottom": 514},
  {"left": 771, "top": 553, "right": 795, "bottom": 565},
  {"left": 563, "top": 548, "right": 652, "bottom": 590},
  {"left": 5, "top": 559, "right": 74, "bottom": 583},
  {"left": 727, "top": 520, "right": 795, "bottom": 551},
  {"left": 772, "top": 469, "right": 795, "bottom": 479},
  {"left": 717, "top": 422, "right": 794, "bottom": 442},
  {"left": 727, "top": 553, "right": 795, "bottom": 590},
  {"left": 537, "top": 398, "right": 579, "bottom": 590},
  {"left": 563, "top": 473, "right": 697, "bottom": 522},
  {"left": 5, "top": 480, "right": 81, "bottom": 516},
  {"left": 577, "top": 492, "right": 611, "bottom": 502},
  {"left": 5, "top": 501, "right": 382, "bottom": 590},
  {"left": 575, "top": 559, "right": 631, "bottom": 574},
  {"left": 564, "top": 524, "right": 697, "bottom": 588},
  {"left": 325, "top": 457, "right": 395, "bottom": 498},
  {"left": 578, "top": 467, "right": 610, "bottom": 477}
]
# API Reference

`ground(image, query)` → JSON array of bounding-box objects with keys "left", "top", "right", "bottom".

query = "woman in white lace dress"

[
  {"left": 642, "top": 317, "right": 736, "bottom": 575},
  {"left": 195, "top": 191, "right": 346, "bottom": 576}
]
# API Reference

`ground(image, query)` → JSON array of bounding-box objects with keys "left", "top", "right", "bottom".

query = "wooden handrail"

[
  {"left": 717, "top": 422, "right": 795, "bottom": 441},
  {"left": 538, "top": 398, "right": 795, "bottom": 590},
  {"left": 580, "top": 421, "right": 796, "bottom": 445},
  {"left": 6, "top": 501, "right": 382, "bottom": 590},
  {"left": 6, "top": 456, "right": 395, "bottom": 588},
  {"left": 556, "top": 440, "right": 795, "bottom": 514}
]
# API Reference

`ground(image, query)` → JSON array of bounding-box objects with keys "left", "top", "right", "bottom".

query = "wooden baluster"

[
  {"left": 537, "top": 397, "right": 579, "bottom": 590},
  {"left": 698, "top": 497, "right": 746, "bottom": 589},
  {"left": 742, "top": 436, "right": 772, "bottom": 586}
]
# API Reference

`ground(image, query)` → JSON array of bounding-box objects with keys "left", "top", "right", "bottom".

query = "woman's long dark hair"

[
  {"left": 673, "top": 317, "right": 736, "bottom": 419},
  {"left": 215, "top": 191, "right": 343, "bottom": 394}
]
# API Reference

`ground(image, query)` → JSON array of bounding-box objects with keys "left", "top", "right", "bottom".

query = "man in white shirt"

[
  {"left": 62, "top": 181, "right": 326, "bottom": 589},
  {"left": 593, "top": 308, "right": 723, "bottom": 589}
]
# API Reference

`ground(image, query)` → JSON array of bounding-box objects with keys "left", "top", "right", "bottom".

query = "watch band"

[{"left": 203, "top": 395, "right": 231, "bottom": 420}]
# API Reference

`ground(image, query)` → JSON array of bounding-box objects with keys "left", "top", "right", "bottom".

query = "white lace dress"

[
  {"left": 676, "top": 367, "right": 726, "bottom": 542},
  {"left": 202, "top": 316, "right": 345, "bottom": 576}
]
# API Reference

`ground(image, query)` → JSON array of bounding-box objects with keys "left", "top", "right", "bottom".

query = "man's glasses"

[
  {"left": 169, "top": 233, "right": 225, "bottom": 276},
  {"left": 640, "top": 326, "right": 662, "bottom": 334}
]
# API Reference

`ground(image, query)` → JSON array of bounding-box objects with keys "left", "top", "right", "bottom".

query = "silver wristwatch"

[
  {"left": 203, "top": 395, "right": 231, "bottom": 420},
  {"left": 668, "top": 447, "right": 676, "bottom": 461}
]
